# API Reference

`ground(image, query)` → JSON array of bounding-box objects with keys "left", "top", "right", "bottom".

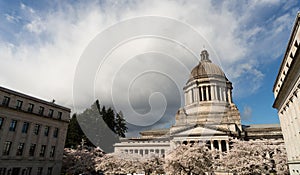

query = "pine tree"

[
  {"left": 105, "top": 107, "right": 116, "bottom": 132},
  {"left": 84, "top": 100, "right": 128, "bottom": 139},
  {"left": 65, "top": 114, "right": 94, "bottom": 148},
  {"left": 115, "top": 111, "right": 127, "bottom": 138}
]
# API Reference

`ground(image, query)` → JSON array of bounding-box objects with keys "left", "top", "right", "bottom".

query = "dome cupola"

[{"left": 189, "top": 50, "right": 226, "bottom": 82}]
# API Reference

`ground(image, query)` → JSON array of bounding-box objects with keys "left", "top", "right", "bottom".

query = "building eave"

[{"left": 273, "top": 12, "right": 300, "bottom": 92}]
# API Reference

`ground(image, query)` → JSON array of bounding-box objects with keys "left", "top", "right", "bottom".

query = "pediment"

[{"left": 174, "top": 125, "right": 226, "bottom": 136}]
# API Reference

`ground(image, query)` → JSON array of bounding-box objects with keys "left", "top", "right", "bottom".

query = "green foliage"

[
  {"left": 65, "top": 100, "right": 128, "bottom": 151},
  {"left": 115, "top": 111, "right": 127, "bottom": 138},
  {"left": 96, "top": 100, "right": 127, "bottom": 138},
  {"left": 65, "top": 114, "right": 94, "bottom": 148}
]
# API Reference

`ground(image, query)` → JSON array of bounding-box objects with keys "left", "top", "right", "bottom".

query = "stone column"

[
  {"left": 226, "top": 140, "right": 229, "bottom": 152},
  {"left": 290, "top": 99, "right": 300, "bottom": 159},
  {"left": 215, "top": 85, "right": 219, "bottom": 101},
  {"left": 206, "top": 86, "right": 209, "bottom": 101},
  {"left": 184, "top": 92, "right": 188, "bottom": 105},
  {"left": 286, "top": 107, "right": 294, "bottom": 160},
  {"left": 192, "top": 89, "right": 195, "bottom": 103},
  {"left": 194, "top": 88, "right": 199, "bottom": 102},
  {"left": 294, "top": 94, "right": 300, "bottom": 157},
  {"left": 218, "top": 140, "right": 222, "bottom": 152},
  {"left": 200, "top": 86, "right": 204, "bottom": 101},
  {"left": 210, "top": 85, "right": 215, "bottom": 100},
  {"left": 227, "top": 88, "right": 232, "bottom": 104},
  {"left": 218, "top": 86, "right": 223, "bottom": 101},
  {"left": 189, "top": 90, "right": 192, "bottom": 104},
  {"left": 210, "top": 141, "right": 214, "bottom": 151},
  {"left": 279, "top": 112, "right": 291, "bottom": 160},
  {"left": 223, "top": 88, "right": 227, "bottom": 102}
]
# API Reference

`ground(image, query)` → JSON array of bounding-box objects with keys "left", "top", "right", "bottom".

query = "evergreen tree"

[
  {"left": 115, "top": 111, "right": 127, "bottom": 138},
  {"left": 105, "top": 107, "right": 116, "bottom": 133},
  {"left": 65, "top": 114, "right": 94, "bottom": 148},
  {"left": 77, "top": 102, "right": 119, "bottom": 153},
  {"left": 95, "top": 100, "right": 127, "bottom": 137}
]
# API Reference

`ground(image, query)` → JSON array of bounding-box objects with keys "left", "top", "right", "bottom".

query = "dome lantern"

[{"left": 200, "top": 50, "right": 211, "bottom": 62}]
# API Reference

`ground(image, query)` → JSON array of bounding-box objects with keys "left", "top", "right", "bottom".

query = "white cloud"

[
  {"left": 241, "top": 106, "right": 253, "bottom": 122},
  {"left": 0, "top": 0, "right": 296, "bottom": 135}
]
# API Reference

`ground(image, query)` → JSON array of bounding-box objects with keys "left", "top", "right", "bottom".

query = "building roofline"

[
  {"left": 0, "top": 86, "right": 71, "bottom": 112},
  {"left": 273, "top": 12, "right": 300, "bottom": 92}
]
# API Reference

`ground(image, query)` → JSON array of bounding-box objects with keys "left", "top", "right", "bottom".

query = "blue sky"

[{"left": 0, "top": 0, "right": 299, "bottom": 136}]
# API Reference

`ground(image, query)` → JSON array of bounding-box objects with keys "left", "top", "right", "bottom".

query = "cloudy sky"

[{"left": 0, "top": 0, "right": 299, "bottom": 136}]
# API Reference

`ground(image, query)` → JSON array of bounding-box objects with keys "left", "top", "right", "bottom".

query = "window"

[
  {"left": 40, "top": 145, "right": 46, "bottom": 157},
  {"left": 16, "top": 100, "right": 23, "bottom": 110},
  {"left": 27, "top": 103, "right": 34, "bottom": 113},
  {"left": 9, "top": 120, "right": 17, "bottom": 131},
  {"left": 50, "top": 146, "right": 55, "bottom": 157},
  {"left": 16, "top": 142, "right": 25, "bottom": 156},
  {"left": 48, "top": 109, "right": 53, "bottom": 117},
  {"left": 44, "top": 126, "right": 49, "bottom": 136},
  {"left": 0, "top": 168, "right": 6, "bottom": 175},
  {"left": 22, "top": 122, "right": 29, "bottom": 133},
  {"left": 53, "top": 128, "right": 59, "bottom": 138},
  {"left": 47, "top": 167, "right": 52, "bottom": 175},
  {"left": 2, "top": 96, "right": 10, "bottom": 106},
  {"left": 0, "top": 117, "right": 3, "bottom": 129},
  {"left": 29, "top": 144, "right": 36, "bottom": 156},
  {"left": 38, "top": 106, "right": 44, "bottom": 115},
  {"left": 37, "top": 167, "right": 43, "bottom": 175},
  {"left": 33, "top": 124, "right": 40, "bottom": 135},
  {"left": 25, "top": 167, "right": 32, "bottom": 175},
  {"left": 2, "top": 141, "right": 12, "bottom": 155},
  {"left": 57, "top": 111, "right": 62, "bottom": 119}
]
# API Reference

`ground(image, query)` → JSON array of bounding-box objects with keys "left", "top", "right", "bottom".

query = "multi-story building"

[
  {"left": 0, "top": 86, "right": 70, "bottom": 175},
  {"left": 273, "top": 12, "right": 300, "bottom": 174}
]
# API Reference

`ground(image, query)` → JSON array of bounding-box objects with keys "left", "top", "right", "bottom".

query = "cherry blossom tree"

[
  {"left": 62, "top": 147, "right": 104, "bottom": 174},
  {"left": 96, "top": 153, "right": 142, "bottom": 174},
  {"left": 219, "top": 139, "right": 288, "bottom": 175},
  {"left": 140, "top": 154, "right": 165, "bottom": 175},
  {"left": 165, "top": 144, "right": 213, "bottom": 175}
]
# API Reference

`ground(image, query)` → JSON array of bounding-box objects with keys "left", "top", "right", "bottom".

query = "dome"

[{"left": 189, "top": 50, "right": 226, "bottom": 80}]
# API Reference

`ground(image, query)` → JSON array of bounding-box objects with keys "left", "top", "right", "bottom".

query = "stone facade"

[
  {"left": 114, "top": 50, "right": 283, "bottom": 162},
  {"left": 273, "top": 12, "right": 300, "bottom": 175},
  {"left": 0, "top": 86, "right": 70, "bottom": 175}
]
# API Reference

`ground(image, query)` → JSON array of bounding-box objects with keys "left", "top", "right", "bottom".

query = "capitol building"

[{"left": 114, "top": 49, "right": 282, "bottom": 157}]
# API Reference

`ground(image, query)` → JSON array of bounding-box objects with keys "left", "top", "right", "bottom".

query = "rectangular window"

[
  {"left": 38, "top": 106, "right": 44, "bottom": 115},
  {"left": 2, "top": 141, "right": 12, "bottom": 155},
  {"left": 21, "top": 167, "right": 31, "bottom": 175},
  {"left": 22, "top": 122, "right": 29, "bottom": 133},
  {"left": 0, "top": 117, "right": 3, "bottom": 129},
  {"left": 27, "top": 103, "right": 34, "bottom": 113},
  {"left": 33, "top": 124, "right": 40, "bottom": 135},
  {"left": 16, "top": 142, "right": 25, "bottom": 156},
  {"left": 29, "top": 144, "right": 36, "bottom": 156},
  {"left": 0, "top": 168, "right": 6, "bottom": 175},
  {"left": 2, "top": 96, "right": 10, "bottom": 106},
  {"left": 9, "top": 120, "right": 17, "bottom": 131},
  {"left": 50, "top": 146, "right": 55, "bottom": 158},
  {"left": 53, "top": 128, "right": 59, "bottom": 138},
  {"left": 40, "top": 145, "right": 46, "bottom": 157},
  {"left": 37, "top": 167, "right": 43, "bottom": 175},
  {"left": 16, "top": 100, "right": 23, "bottom": 110},
  {"left": 47, "top": 167, "right": 52, "bottom": 175},
  {"left": 57, "top": 111, "right": 62, "bottom": 119},
  {"left": 26, "top": 167, "right": 32, "bottom": 175},
  {"left": 44, "top": 126, "right": 49, "bottom": 136},
  {"left": 48, "top": 109, "right": 54, "bottom": 117}
]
